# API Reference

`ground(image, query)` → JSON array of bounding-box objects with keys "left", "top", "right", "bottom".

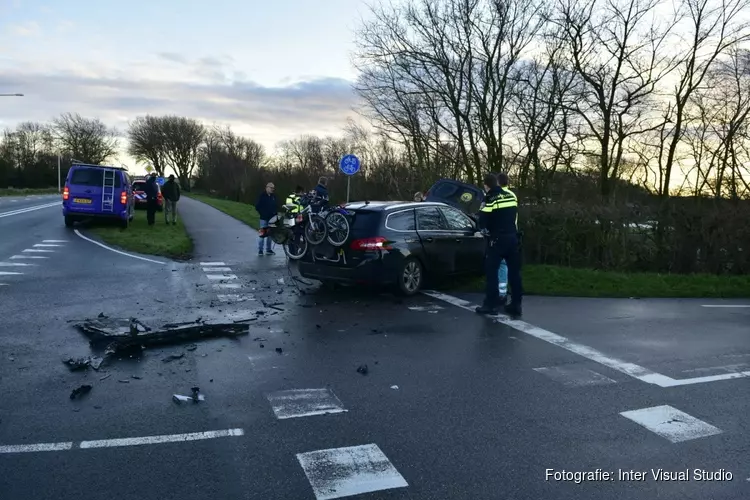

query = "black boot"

[
  {"left": 504, "top": 303, "right": 522, "bottom": 318},
  {"left": 475, "top": 304, "right": 499, "bottom": 315}
]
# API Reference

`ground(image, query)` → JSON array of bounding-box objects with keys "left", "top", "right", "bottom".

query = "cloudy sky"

[{"left": 0, "top": 0, "right": 372, "bottom": 162}]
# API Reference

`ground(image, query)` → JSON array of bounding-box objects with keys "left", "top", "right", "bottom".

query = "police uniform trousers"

[{"left": 484, "top": 233, "right": 523, "bottom": 308}]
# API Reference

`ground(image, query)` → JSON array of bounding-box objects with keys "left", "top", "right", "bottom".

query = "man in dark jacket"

[
  {"left": 254, "top": 182, "right": 277, "bottom": 255},
  {"left": 162, "top": 174, "right": 181, "bottom": 225},
  {"left": 144, "top": 173, "right": 159, "bottom": 226},
  {"left": 311, "top": 176, "right": 329, "bottom": 213}
]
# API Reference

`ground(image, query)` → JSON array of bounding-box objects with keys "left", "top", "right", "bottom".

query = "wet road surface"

[{"left": 0, "top": 196, "right": 748, "bottom": 500}]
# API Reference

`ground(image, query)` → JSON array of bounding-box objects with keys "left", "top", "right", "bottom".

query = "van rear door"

[{"left": 67, "top": 167, "right": 109, "bottom": 213}]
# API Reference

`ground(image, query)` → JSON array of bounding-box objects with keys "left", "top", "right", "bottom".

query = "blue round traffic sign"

[
  {"left": 156, "top": 177, "right": 165, "bottom": 186},
  {"left": 339, "top": 154, "right": 361, "bottom": 176}
]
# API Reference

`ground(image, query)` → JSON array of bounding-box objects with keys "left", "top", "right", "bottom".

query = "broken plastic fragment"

[
  {"left": 172, "top": 394, "right": 205, "bottom": 403},
  {"left": 70, "top": 384, "right": 92, "bottom": 400},
  {"left": 391, "top": 385, "right": 399, "bottom": 390}
]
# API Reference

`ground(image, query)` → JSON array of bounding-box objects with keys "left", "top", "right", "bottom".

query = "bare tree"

[
  {"left": 655, "top": 0, "right": 750, "bottom": 197},
  {"left": 158, "top": 116, "right": 205, "bottom": 189},
  {"left": 127, "top": 116, "right": 168, "bottom": 176},
  {"left": 52, "top": 113, "right": 118, "bottom": 164},
  {"left": 553, "top": 0, "right": 681, "bottom": 199}
]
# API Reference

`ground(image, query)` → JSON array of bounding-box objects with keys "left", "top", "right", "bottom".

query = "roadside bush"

[{"left": 520, "top": 201, "right": 750, "bottom": 275}]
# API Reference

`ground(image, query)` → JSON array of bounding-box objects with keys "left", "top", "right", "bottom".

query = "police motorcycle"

[{"left": 261, "top": 194, "right": 314, "bottom": 260}]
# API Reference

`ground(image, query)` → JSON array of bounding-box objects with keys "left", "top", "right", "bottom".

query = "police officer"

[
  {"left": 285, "top": 185, "right": 305, "bottom": 214},
  {"left": 476, "top": 172, "right": 523, "bottom": 317}
]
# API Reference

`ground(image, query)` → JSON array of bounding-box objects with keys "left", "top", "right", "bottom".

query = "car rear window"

[
  {"left": 69, "top": 168, "right": 122, "bottom": 188},
  {"left": 348, "top": 210, "right": 382, "bottom": 237},
  {"left": 133, "top": 182, "right": 146, "bottom": 191}
]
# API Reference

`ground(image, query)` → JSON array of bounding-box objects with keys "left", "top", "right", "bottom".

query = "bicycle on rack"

[
  {"left": 303, "top": 203, "right": 355, "bottom": 247},
  {"left": 263, "top": 202, "right": 311, "bottom": 260}
]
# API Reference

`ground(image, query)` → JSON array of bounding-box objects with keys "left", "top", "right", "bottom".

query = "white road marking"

[
  {"left": 297, "top": 444, "right": 408, "bottom": 500},
  {"left": 217, "top": 294, "right": 255, "bottom": 303},
  {"left": 701, "top": 304, "right": 750, "bottom": 308},
  {"left": 0, "top": 262, "right": 33, "bottom": 266},
  {"left": 42, "top": 240, "right": 68, "bottom": 243},
  {"left": 203, "top": 267, "right": 232, "bottom": 272},
  {"left": 10, "top": 255, "right": 47, "bottom": 259},
  {"left": 0, "top": 201, "right": 59, "bottom": 218},
  {"left": 533, "top": 366, "right": 618, "bottom": 387},
  {"left": 0, "top": 283, "right": 8, "bottom": 286},
  {"left": 213, "top": 283, "right": 242, "bottom": 289},
  {"left": 74, "top": 229, "right": 166, "bottom": 265},
  {"left": 78, "top": 428, "right": 244, "bottom": 449},
  {"left": 0, "top": 442, "right": 73, "bottom": 454},
  {"left": 199, "top": 262, "right": 226, "bottom": 266},
  {"left": 22, "top": 249, "right": 54, "bottom": 253},
  {"left": 267, "top": 388, "right": 348, "bottom": 420},
  {"left": 620, "top": 405, "right": 722, "bottom": 443},
  {"left": 206, "top": 274, "right": 238, "bottom": 280},
  {"left": 423, "top": 290, "right": 750, "bottom": 387},
  {"left": 408, "top": 305, "right": 444, "bottom": 312},
  {"left": 0, "top": 271, "right": 23, "bottom": 276},
  {"left": 33, "top": 243, "right": 62, "bottom": 247}
]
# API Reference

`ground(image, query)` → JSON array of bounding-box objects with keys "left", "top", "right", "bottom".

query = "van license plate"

[{"left": 73, "top": 198, "right": 92, "bottom": 204}]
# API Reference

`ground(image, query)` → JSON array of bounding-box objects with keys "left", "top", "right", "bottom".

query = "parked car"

[
  {"left": 132, "top": 179, "right": 164, "bottom": 211},
  {"left": 62, "top": 163, "right": 135, "bottom": 228},
  {"left": 297, "top": 184, "right": 487, "bottom": 295}
]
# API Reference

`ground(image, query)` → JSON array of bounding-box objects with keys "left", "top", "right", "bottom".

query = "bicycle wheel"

[
  {"left": 304, "top": 214, "right": 326, "bottom": 245},
  {"left": 325, "top": 211, "right": 350, "bottom": 246},
  {"left": 284, "top": 231, "right": 308, "bottom": 260}
]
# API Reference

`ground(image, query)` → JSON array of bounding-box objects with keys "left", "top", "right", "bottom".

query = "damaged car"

[{"left": 297, "top": 180, "right": 487, "bottom": 296}]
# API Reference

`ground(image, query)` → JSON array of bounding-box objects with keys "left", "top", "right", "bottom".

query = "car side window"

[
  {"left": 416, "top": 207, "right": 446, "bottom": 231},
  {"left": 440, "top": 207, "right": 474, "bottom": 231},
  {"left": 386, "top": 210, "right": 415, "bottom": 231}
]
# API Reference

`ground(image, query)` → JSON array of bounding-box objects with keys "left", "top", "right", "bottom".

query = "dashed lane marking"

[
  {"left": 10, "top": 255, "right": 47, "bottom": 259},
  {"left": 203, "top": 267, "right": 232, "bottom": 272},
  {"left": 206, "top": 274, "right": 238, "bottom": 280},
  {"left": 423, "top": 290, "right": 750, "bottom": 388},
  {"left": 0, "top": 262, "right": 34, "bottom": 266},
  {"left": 22, "top": 249, "right": 54, "bottom": 253},
  {"left": 42, "top": 240, "right": 68, "bottom": 243},
  {"left": 0, "top": 271, "right": 23, "bottom": 276},
  {"left": 297, "top": 444, "right": 408, "bottom": 500},
  {"left": 533, "top": 365, "right": 618, "bottom": 387},
  {"left": 199, "top": 262, "right": 226, "bottom": 266},
  {"left": 213, "top": 283, "right": 242, "bottom": 289},
  {"left": 619, "top": 405, "right": 723, "bottom": 443},
  {"left": 0, "top": 428, "right": 245, "bottom": 454},
  {"left": 217, "top": 294, "right": 255, "bottom": 303},
  {"left": 267, "top": 388, "right": 348, "bottom": 420},
  {"left": 33, "top": 243, "right": 62, "bottom": 247},
  {"left": 0, "top": 442, "right": 73, "bottom": 453}
]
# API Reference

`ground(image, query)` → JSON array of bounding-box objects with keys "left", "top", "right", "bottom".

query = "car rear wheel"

[{"left": 397, "top": 257, "right": 423, "bottom": 296}]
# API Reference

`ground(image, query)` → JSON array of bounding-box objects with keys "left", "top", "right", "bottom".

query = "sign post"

[{"left": 339, "top": 154, "right": 361, "bottom": 203}]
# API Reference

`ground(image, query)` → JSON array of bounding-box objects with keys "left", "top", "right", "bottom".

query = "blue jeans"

[
  {"left": 498, "top": 259, "right": 508, "bottom": 294},
  {"left": 258, "top": 220, "right": 272, "bottom": 252}
]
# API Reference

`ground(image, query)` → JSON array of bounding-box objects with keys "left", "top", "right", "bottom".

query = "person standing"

[
  {"left": 144, "top": 173, "right": 159, "bottom": 227},
  {"left": 285, "top": 185, "right": 305, "bottom": 214},
  {"left": 311, "top": 176, "right": 329, "bottom": 212},
  {"left": 495, "top": 172, "right": 517, "bottom": 303},
  {"left": 255, "top": 182, "right": 277, "bottom": 255},
  {"left": 162, "top": 174, "right": 181, "bottom": 225},
  {"left": 475, "top": 173, "right": 523, "bottom": 317}
]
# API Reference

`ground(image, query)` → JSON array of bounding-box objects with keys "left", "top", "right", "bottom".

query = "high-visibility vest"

[{"left": 286, "top": 194, "right": 302, "bottom": 213}]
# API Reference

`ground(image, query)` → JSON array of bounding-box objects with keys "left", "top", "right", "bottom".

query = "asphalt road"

[{"left": 1, "top": 195, "right": 748, "bottom": 500}]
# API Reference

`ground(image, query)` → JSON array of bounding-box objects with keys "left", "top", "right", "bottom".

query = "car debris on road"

[{"left": 70, "top": 384, "right": 92, "bottom": 400}]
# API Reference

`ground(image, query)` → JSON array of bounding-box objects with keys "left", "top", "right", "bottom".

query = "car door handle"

[
  {"left": 455, "top": 238, "right": 462, "bottom": 242},
  {"left": 424, "top": 237, "right": 434, "bottom": 243}
]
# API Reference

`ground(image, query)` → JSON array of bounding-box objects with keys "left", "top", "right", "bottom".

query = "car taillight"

[
  {"left": 120, "top": 191, "right": 127, "bottom": 204},
  {"left": 350, "top": 236, "right": 392, "bottom": 251},
  {"left": 62, "top": 187, "right": 69, "bottom": 201}
]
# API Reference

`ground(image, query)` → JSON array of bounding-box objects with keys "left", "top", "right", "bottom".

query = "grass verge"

[
  {"left": 185, "top": 193, "right": 749, "bottom": 298},
  {"left": 0, "top": 187, "right": 60, "bottom": 196},
  {"left": 186, "top": 193, "right": 260, "bottom": 228},
  {"left": 457, "top": 264, "right": 750, "bottom": 298},
  {"left": 88, "top": 209, "right": 193, "bottom": 260}
]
